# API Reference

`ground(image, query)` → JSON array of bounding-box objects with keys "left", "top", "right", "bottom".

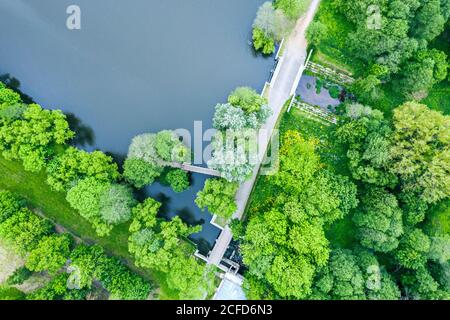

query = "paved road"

[{"left": 207, "top": 0, "right": 322, "bottom": 266}]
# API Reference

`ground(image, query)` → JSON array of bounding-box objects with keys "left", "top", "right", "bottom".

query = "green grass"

[
  {"left": 0, "top": 156, "right": 180, "bottom": 299},
  {"left": 423, "top": 81, "right": 450, "bottom": 115}
]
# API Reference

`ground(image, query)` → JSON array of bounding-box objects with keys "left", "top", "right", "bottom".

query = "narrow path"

[
  {"left": 207, "top": 0, "right": 322, "bottom": 266},
  {"left": 169, "top": 162, "right": 221, "bottom": 177}
]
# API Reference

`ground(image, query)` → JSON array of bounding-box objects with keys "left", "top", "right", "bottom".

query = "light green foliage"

[
  {"left": 99, "top": 184, "right": 136, "bottom": 225},
  {"left": 0, "top": 104, "right": 74, "bottom": 172},
  {"left": 207, "top": 130, "right": 256, "bottom": 183},
  {"left": 195, "top": 178, "right": 238, "bottom": 219},
  {"left": 0, "top": 104, "right": 27, "bottom": 121},
  {"left": 241, "top": 131, "right": 358, "bottom": 299},
  {"left": 128, "top": 216, "right": 199, "bottom": 271},
  {"left": 228, "top": 87, "right": 268, "bottom": 114},
  {"left": 123, "top": 158, "right": 162, "bottom": 188},
  {"left": 306, "top": 20, "right": 328, "bottom": 46},
  {"left": 396, "top": 228, "right": 431, "bottom": 270},
  {"left": 252, "top": 28, "right": 276, "bottom": 55},
  {"left": 67, "top": 179, "right": 134, "bottom": 236},
  {"left": 275, "top": 0, "right": 307, "bottom": 20},
  {"left": 0, "top": 208, "right": 52, "bottom": 254},
  {"left": 0, "top": 83, "right": 21, "bottom": 106},
  {"left": 129, "top": 198, "right": 161, "bottom": 233},
  {"left": 47, "top": 147, "right": 119, "bottom": 191},
  {"left": 66, "top": 177, "right": 108, "bottom": 221},
  {"left": 353, "top": 187, "right": 403, "bottom": 253},
  {"left": 26, "top": 234, "right": 71, "bottom": 274},
  {"left": 390, "top": 102, "right": 450, "bottom": 204},
  {"left": 0, "top": 190, "right": 22, "bottom": 223},
  {"left": 273, "top": 131, "right": 357, "bottom": 223},
  {"left": 154, "top": 130, "right": 189, "bottom": 163},
  {"left": 166, "top": 256, "right": 215, "bottom": 300}
]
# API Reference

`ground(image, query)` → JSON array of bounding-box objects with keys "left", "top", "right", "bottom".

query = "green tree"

[
  {"left": 274, "top": 0, "right": 306, "bottom": 20},
  {"left": 195, "top": 178, "right": 238, "bottom": 219},
  {"left": 161, "top": 168, "right": 190, "bottom": 193},
  {"left": 47, "top": 147, "right": 119, "bottom": 191},
  {"left": 252, "top": 28, "right": 276, "bottom": 55},
  {"left": 154, "top": 130, "right": 189, "bottom": 163},
  {"left": 0, "top": 104, "right": 74, "bottom": 172},
  {"left": 306, "top": 21, "right": 328, "bottom": 46},
  {"left": 390, "top": 102, "right": 449, "bottom": 204},
  {"left": 166, "top": 256, "right": 215, "bottom": 299},
  {"left": 99, "top": 184, "right": 136, "bottom": 225},
  {"left": 68, "top": 244, "right": 106, "bottom": 289},
  {"left": 396, "top": 228, "right": 431, "bottom": 270},
  {"left": 0, "top": 208, "right": 52, "bottom": 254},
  {"left": 0, "top": 190, "right": 22, "bottom": 223},
  {"left": 353, "top": 187, "right": 404, "bottom": 253},
  {"left": 26, "top": 234, "right": 72, "bottom": 274},
  {"left": 0, "top": 83, "right": 22, "bottom": 106},
  {"left": 123, "top": 158, "right": 162, "bottom": 188},
  {"left": 129, "top": 198, "right": 161, "bottom": 233}
]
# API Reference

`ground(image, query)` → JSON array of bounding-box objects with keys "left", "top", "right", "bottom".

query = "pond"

[
  {"left": 296, "top": 75, "right": 343, "bottom": 112},
  {"left": 0, "top": 0, "right": 275, "bottom": 254}
]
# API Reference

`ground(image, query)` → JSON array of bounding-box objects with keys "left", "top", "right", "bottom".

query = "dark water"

[{"left": 0, "top": 0, "right": 274, "bottom": 252}]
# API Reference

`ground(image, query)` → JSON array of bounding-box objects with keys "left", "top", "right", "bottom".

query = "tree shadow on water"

[
  {"left": 65, "top": 113, "right": 96, "bottom": 148},
  {"left": 176, "top": 207, "right": 204, "bottom": 227},
  {"left": 0, "top": 73, "right": 35, "bottom": 104}
]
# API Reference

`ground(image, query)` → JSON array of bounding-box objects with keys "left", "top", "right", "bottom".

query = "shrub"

[{"left": 6, "top": 267, "right": 32, "bottom": 286}]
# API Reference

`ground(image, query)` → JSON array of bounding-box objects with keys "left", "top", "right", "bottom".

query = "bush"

[
  {"left": 160, "top": 169, "right": 190, "bottom": 193},
  {"left": 0, "top": 190, "right": 22, "bottom": 223},
  {"left": 253, "top": 28, "right": 276, "bottom": 55},
  {"left": 123, "top": 158, "right": 162, "bottom": 188},
  {"left": 6, "top": 267, "right": 32, "bottom": 286}
]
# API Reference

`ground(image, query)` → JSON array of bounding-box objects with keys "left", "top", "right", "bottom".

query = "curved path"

[{"left": 207, "top": 0, "right": 322, "bottom": 266}]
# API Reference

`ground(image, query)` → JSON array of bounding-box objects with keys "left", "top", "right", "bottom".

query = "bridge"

[{"left": 168, "top": 162, "right": 222, "bottom": 177}]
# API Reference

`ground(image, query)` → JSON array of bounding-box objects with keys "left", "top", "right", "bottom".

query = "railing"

[{"left": 305, "top": 61, "right": 355, "bottom": 85}]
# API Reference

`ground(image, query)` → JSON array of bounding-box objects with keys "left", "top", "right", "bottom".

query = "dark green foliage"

[
  {"left": 6, "top": 267, "right": 32, "bottom": 286},
  {"left": 160, "top": 168, "right": 190, "bottom": 193},
  {"left": 95, "top": 256, "right": 151, "bottom": 300}
]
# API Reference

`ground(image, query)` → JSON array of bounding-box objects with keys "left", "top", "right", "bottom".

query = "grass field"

[{"left": 0, "top": 156, "right": 180, "bottom": 299}]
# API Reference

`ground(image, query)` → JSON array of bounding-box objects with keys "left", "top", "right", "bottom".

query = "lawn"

[{"left": 0, "top": 156, "right": 179, "bottom": 299}]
